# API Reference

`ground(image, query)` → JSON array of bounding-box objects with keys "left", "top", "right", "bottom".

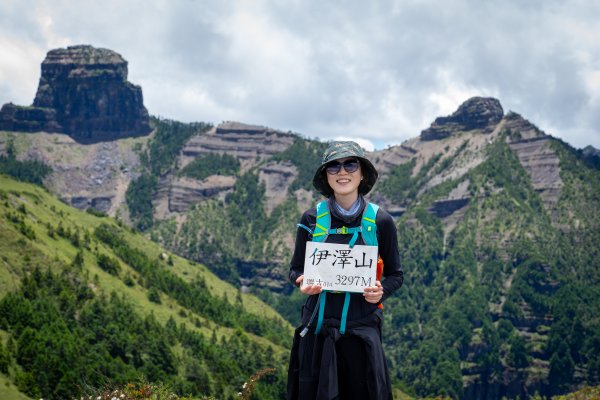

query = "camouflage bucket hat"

[{"left": 312, "top": 141, "right": 379, "bottom": 196}]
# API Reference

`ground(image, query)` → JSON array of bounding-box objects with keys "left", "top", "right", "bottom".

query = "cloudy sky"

[{"left": 1, "top": 0, "right": 599, "bottom": 150}]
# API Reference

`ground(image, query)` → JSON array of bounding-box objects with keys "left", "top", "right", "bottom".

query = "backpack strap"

[
  {"left": 327, "top": 225, "right": 361, "bottom": 248},
  {"left": 314, "top": 291, "right": 351, "bottom": 335},
  {"left": 312, "top": 201, "right": 330, "bottom": 242},
  {"left": 314, "top": 290, "right": 327, "bottom": 335},
  {"left": 340, "top": 292, "right": 351, "bottom": 334},
  {"left": 361, "top": 203, "right": 379, "bottom": 247},
  {"left": 313, "top": 201, "right": 329, "bottom": 335}
]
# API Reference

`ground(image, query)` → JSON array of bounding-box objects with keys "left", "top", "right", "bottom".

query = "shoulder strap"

[
  {"left": 361, "top": 203, "right": 379, "bottom": 247},
  {"left": 312, "top": 201, "right": 330, "bottom": 335},
  {"left": 312, "top": 201, "right": 330, "bottom": 242}
]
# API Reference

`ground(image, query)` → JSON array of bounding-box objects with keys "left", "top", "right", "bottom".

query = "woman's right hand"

[{"left": 295, "top": 275, "right": 323, "bottom": 295}]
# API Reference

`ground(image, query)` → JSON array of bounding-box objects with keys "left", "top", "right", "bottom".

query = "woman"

[{"left": 287, "top": 141, "right": 404, "bottom": 400}]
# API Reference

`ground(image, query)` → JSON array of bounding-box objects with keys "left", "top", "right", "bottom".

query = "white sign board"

[{"left": 303, "top": 242, "right": 378, "bottom": 293}]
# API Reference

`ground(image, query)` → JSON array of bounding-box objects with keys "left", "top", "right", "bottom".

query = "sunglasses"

[{"left": 325, "top": 159, "right": 360, "bottom": 175}]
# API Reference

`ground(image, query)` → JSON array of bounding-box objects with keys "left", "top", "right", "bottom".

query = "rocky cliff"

[
  {"left": 157, "top": 122, "right": 299, "bottom": 216},
  {"left": 0, "top": 131, "right": 146, "bottom": 215},
  {"left": 0, "top": 45, "right": 151, "bottom": 143},
  {"left": 182, "top": 122, "right": 296, "bottom": 167},
  {"left": 505, "top": 113, "right": 563, "bottom": 212},
  {"left": 420, "top": 96, "right": 504, "bottom": 140}
]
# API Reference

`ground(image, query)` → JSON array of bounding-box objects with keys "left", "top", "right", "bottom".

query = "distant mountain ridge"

[{"left": 1, "top": 46, "right": 600, "bottom": 399}]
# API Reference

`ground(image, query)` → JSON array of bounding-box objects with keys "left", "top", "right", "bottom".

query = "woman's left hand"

[{"left": 363, "top": 281, "right": 383, "bottom": 304}]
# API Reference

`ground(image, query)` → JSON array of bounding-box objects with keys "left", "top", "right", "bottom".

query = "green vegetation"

[
  {"left": 5, "top": 114, "right": 600, "bottom": 399},
  {"left": 379, "top": 159, "right": 416, "bottom": 204},
  {"left": 94, "top": 222, "right": 289, "bottom": 345},
  {"left": 0, "top": 175, "right": 290, "bottom": 400},
  {"left": 149, "top": 132, "right": 600, "bottom": 398},
  {"left": 377, "top": 138, "right": 600, "bottom": 398},
  {"left": 272, "top": 136, "right": 328, "bottom": 192},
  {"left": 146, "top": 117, "right": 212, "bottom": 176},
  {"left": 126, "top": 117, "right": 212, "bottom": 231},
  {"left": 152, "top": 171, "right": 300, "bottom": 286},
  {"left": 0, "top": 137, "right": 52, "bottom": 186},
  {"left": 125, "top": 173, "right": 157, "bottom": 231},
  {"left": 179, "top": 153, "right": 240, "bottom": 180}
]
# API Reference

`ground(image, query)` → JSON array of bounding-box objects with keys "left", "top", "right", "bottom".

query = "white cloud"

[
  {"left": 0, "top": 35, "right": 45, "bottom": 104},
  {"left": 0, "top": 0, "right": 599, "bottom": 149}
]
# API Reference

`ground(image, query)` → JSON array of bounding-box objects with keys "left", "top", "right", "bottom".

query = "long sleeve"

[
  {"left": 288, "top": 208, "right": 316, "bottom": 286},
  {"left": 375, "top": 209, "right": 404, "bottom": 301}
]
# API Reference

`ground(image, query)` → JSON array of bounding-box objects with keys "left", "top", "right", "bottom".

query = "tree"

[
  {"left": 548, "top": 342, "right": 575, "bottom": 394},
  {"left": 507, "top": 333, "right": 529, "bottom": 369},
  {"left": 0, "top": 340, "right": 9, "bottom": 373}
]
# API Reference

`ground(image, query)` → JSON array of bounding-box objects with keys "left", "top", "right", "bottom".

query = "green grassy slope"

[{"left": 0, "top": 174, "right": 292, "bottom": 400}]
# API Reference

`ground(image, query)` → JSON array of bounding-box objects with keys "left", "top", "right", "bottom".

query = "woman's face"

[{"left": 325, "top": 157, "right": 363, "bottom": 197}]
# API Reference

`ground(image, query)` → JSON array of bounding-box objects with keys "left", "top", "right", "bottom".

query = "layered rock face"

[
  {"left": 166, "top": 175, "right": 236, "bottom": 213},
  {"left": 420, "top": 97, "right": 504, "bottom": 140},
  {"left": 182, "top": 121, "right": 296, "bottom": 166},
  {"left": 505, "top": 113, "right": 563, "bottom": 211},
  {"left": 258, "top": 161, "right": 298, "bottom": 215},
  {"left": 0, "top": 45, "right": 151, "bottom": 143},
  {"left": 0, "top": 103, "right": 61, "bottom": 132},
  {"left": 152, "top": 122, "right": 298, "bottom": 217}
]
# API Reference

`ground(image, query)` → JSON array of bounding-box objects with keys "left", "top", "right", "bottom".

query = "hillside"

[
  {"left": 2, "top": 96, "right": 600, "bottom": 399},
  {"left": 0, "top": 174, "right": 292, "bottom": 400}
]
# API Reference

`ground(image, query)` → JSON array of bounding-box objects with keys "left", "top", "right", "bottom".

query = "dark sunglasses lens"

[
  {"left": 325, "top": 160, "right": 359, "bottom": 174},
  {"left": 326, "top": 162, "right": 342, "bottom": 175},
  {"left": 343, "top": 161, "right": 359, "bottom": 173}
]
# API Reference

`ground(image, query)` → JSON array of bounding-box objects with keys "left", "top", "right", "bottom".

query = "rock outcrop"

[
  {"left": 258, "top": 161, "right": 298, "bottom": 215},
  {"left": 420, "top": 97, "right": 504, "bottom": 141},
  {"left": 0, "top": 45, "right": 151, "bottom": 143},
  {"left": 182, "top": 122, "right": 296, "bottom": 170},
  {"left": 0, "top": 103, "right": 62, "bottom": 133},
  {"left": 157, "top": 123, "right": 298, "bottom": 217},
  {"left": 167, "top": 175, "right": 236, "bottom": 213},
  {"left": 505, "top": 113, "right": 563, "bottom": 211}
]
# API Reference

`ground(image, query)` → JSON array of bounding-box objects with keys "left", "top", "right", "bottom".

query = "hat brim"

[{"left": 312, "top": 157, "right": 378, "bottom": 197}]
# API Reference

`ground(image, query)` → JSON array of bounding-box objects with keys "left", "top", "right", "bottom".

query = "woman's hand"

[
  {"left": 363, "top": 281, "right": 383, "bottom": 303},
  {"left": 295, "top": 275, "right": 323, "bottom": 295}
]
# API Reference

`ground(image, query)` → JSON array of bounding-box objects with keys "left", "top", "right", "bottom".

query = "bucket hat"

[{"left": 312, "top": 141, "right": 378, "bottom": 196}]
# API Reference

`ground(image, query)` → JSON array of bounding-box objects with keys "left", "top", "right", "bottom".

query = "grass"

[
  {"left": 0, "top": 374, "right": 31, "bottom": 400},
  {"left": 0, "top": 174, "right": 291, "bottom": 356}
]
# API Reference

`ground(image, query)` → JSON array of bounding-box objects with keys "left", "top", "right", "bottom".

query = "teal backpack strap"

[
  {"left": 361, "top": 203, "right": 379, "bottom": 247},
  {"left": 313, "top": 201, "right": 329, "bottom": 335},
  {"left": 339, "top": 292, "right": 351, "bottom": 334},
  {"left": 314, "top": 290, "right": 327, "bottom": 335},
  {"left": 312, "top": 201, "right": 330, "bottom": 242},
  {"left": 348, "top": 227, "right": 361, "bottom": 248}
]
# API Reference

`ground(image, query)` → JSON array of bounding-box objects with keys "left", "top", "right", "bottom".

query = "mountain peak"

[
  {"left": 0, "top": 44, "right": 151, "bottom": 143},
  {"left": 40, "top": 45, "right": 127, "bottom": 67},
  {"left": 420, "top": 96, "right": 504, "bottom": 141}
]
